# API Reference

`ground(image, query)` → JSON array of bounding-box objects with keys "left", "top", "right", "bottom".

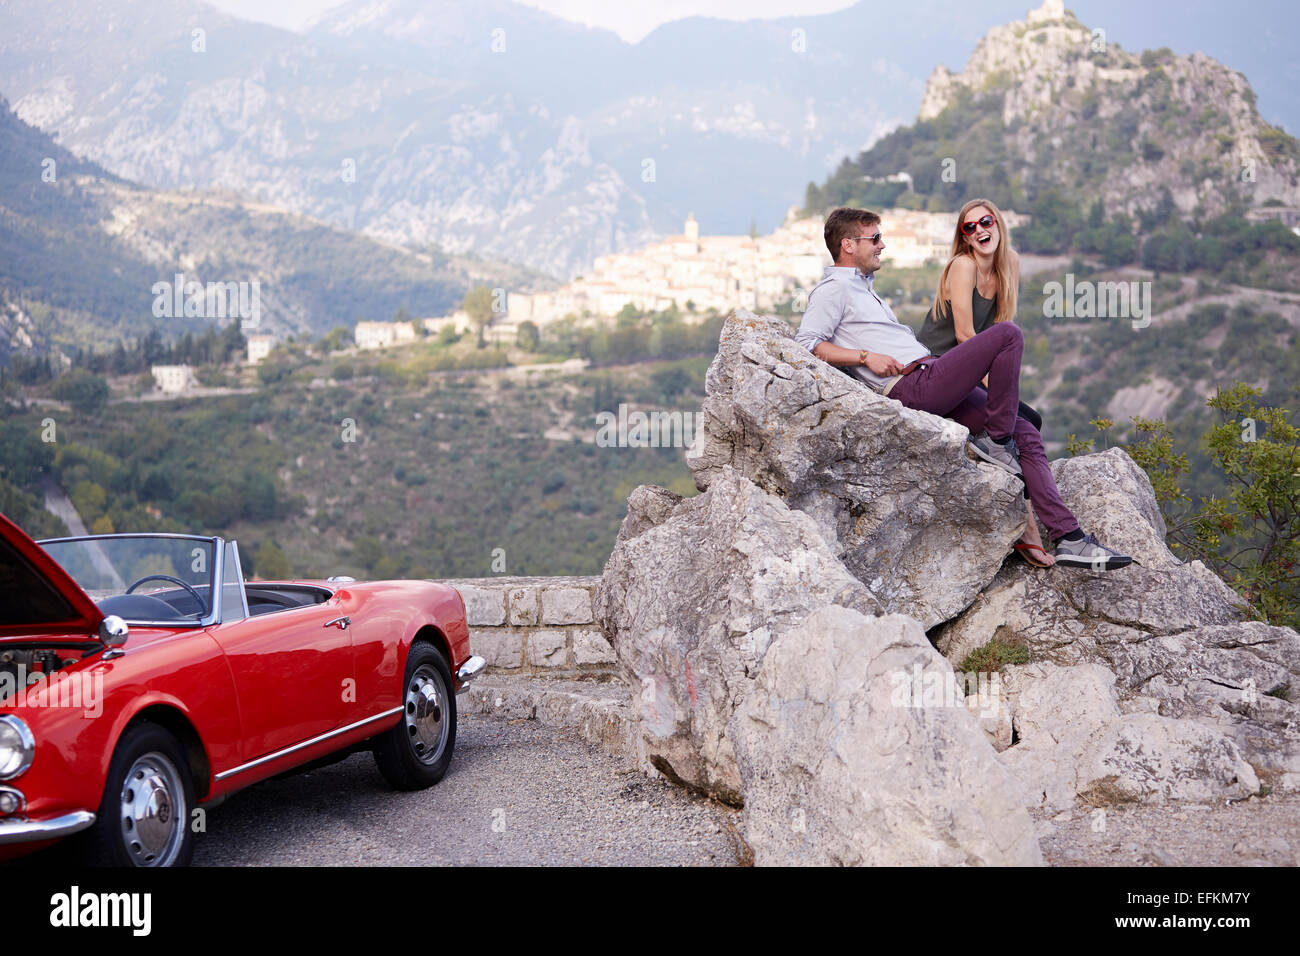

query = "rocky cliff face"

[{"left": 914, "top": 0, "right": 1299, "bottom": 214}]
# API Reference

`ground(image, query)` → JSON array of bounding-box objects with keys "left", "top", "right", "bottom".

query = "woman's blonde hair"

[{"left": 930, "top": 197, "right": 1017, "bottom": 326}]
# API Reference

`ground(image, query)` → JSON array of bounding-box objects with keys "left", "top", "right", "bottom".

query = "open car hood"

[{"left": 0, "top": 511, "right": 104, "bottom": 639}]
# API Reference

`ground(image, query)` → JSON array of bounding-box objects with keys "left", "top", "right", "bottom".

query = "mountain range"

[
  {"left": 5, "top": 0, "right": 1295, "bottom": 279},
  {"left": 0, "top": 96, "right": 529, "bottom": 353}
]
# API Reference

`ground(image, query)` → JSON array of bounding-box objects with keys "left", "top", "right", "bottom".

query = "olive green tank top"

[{"left": 917, "top": 289, "right": 997, "bottom": 356}]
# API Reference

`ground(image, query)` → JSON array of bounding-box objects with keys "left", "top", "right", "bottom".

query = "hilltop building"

[
  {"left": 1245, "top": 206, "right": 1300, "bottom": 234},
  {"left": 422, "top": 310, "right": 473, "bottom": 338},
  {"left": 151, "top": 364, "right": 198, "bottom": 394},
  {"left": 355, "top": 320, "right": 420, "bottom": 350},
  {"left": 245, "top": 333, "right": 275, "bottom": 365}
]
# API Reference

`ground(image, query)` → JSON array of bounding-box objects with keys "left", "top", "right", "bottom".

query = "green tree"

[
  {"left": 651, "top": 365, "right": 694, "bottom": 402},
  {"left": 254, "top": 541, "right": 291, "bottom": 580},
  {"left": 52, "top": 369, "right": 109, "bottom": 413},
  {"left": 352, "top": 535, "right": 385, "bottom": 572},
  {"left": 1015, "top": 187, "right": 1085, "bottom": 253},
  {"left": 321, "top": 326, "right": 352, "bottom": 353},
  {"left": 1095, "top": 386, "right": 1299, "bottom": 629},
  {"left": 461, "top": 286, "right": 496, "bottom": 349},
  {"left": 257, "top": 361, "right": 288, "bottom": 386},
  {"left": 1100, "top": 214, "right": 1138, "bottom": 267},
  {"left": 516, "top": 320, "right": 541, "bottom": 352},
  {"left": 1142, "top": 223, "right": 1194, "bottom": 274},
  {"left": 1188, "top": 385, "right": 1299, "bottom": 628}
]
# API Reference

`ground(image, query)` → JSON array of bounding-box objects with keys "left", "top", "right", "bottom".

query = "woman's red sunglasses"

[{"left": 961, "top": 214, "right": 996, "bottom": 235}]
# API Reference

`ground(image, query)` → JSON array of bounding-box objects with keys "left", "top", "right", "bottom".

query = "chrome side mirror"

[{"left": 99, "top": 615, "right": 129, "bottom": 647}]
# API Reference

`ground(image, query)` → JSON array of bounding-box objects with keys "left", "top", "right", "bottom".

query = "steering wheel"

[{"left": 125, "top": 574, "right": 206, "bottom": 617}]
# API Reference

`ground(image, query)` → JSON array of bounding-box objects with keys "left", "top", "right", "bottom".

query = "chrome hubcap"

[
  {"left": 119, "top": 752, "right": 184, "bottom": 866},
  {"left": 405, "top": 665, "right": 448, "bottom": 765}
]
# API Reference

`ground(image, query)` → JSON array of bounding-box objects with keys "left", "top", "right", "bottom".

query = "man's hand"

[
  {"left": 865, "top": 351, "right": 904, "bottom": 377},
  {"left": 812, "top": 341, "right": 904, "bottom": 376}
]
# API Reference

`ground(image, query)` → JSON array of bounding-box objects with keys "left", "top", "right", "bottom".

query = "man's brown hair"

[{"left": 824, "top": 207, "right": 881, "bottom": 261}]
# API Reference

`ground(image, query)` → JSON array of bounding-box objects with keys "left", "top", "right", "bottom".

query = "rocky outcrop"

[
  {"left": 935, "top": 449, "right": 1245, "bottom": 671},
  {"left": 731, "top": 606, "right": 1043, "bottom": 865},
  {"left": 596, "top": 315, "right": 1300, "bottom": 864},
  {"left": 937, "top": 448, "right": 1300, "bottom": 796},
  {"left": 997, "top": 663, "right": 1260, "bottom": 812},
  {"left": 594, "top": 468, "right": 882, "bottom": 804},
  {"left": 688, "top": 309, "right": 1025, "bottom": 629}
]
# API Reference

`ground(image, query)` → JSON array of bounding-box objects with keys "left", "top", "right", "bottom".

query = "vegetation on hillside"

[
  {"left": 1071, "top": 385, "right": 1299, "bottom": 629},
  {"left": 0, "top": 320, "right": 715, "bottom": 578}
]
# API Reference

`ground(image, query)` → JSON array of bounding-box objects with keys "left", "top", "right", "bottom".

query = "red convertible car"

[{"left": 0, "top": 514, "right": 483, "bottom": 866}]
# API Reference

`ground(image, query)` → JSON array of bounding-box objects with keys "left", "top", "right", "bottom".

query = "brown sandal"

[{"left": 1014, "top": 541, "right": 1054, "bottom": 568}]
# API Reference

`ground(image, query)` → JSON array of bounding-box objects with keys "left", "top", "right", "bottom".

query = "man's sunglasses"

[
  {"left": 849, "top": 233, "right": 883, "bottom": 245},
  {"left": 960, "top": 214, "right": 996, "bottom": 235}
]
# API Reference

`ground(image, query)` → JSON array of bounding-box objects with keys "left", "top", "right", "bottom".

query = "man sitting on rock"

[{"left": 794, "top": 206, "right": 1131, "bottom": 570}]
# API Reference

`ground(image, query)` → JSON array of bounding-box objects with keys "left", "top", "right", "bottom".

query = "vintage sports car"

[{"left": 0, "top": 514, "right": 484, "bottom": 866}]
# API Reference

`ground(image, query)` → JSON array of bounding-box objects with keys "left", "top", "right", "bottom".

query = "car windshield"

[{"left": 38, "top": 535, "right": 218, "bottom": 625}]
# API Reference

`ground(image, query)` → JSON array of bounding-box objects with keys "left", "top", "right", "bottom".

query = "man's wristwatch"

[{"left": 859, "top": 350, "right": 869, "bottom": 366}]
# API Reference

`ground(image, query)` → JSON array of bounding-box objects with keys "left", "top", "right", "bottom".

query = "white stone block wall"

[{"left": 443, "top": 576, "right": 615, "bottom": 674}]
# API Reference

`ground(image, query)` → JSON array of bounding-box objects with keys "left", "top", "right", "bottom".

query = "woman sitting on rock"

[{"left": 917, "top": 198, "right": 1054, "bottom": 568}]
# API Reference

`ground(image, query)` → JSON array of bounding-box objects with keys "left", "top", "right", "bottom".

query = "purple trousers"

[{"left": 889, "top": 323, "right": 1080, "bottom": 540}]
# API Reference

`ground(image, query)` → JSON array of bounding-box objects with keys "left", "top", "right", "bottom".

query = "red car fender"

[
  {"left": 401, "top": 584, "right": 470, "bottom": 682},
  {"left": 323, "top": 580, "right": 469, "bottom": 719},
  {"left": 21, "top": 643, "right": 241, "bottom": 821},
  {"left": 103, "top": 690, "right": 218, "bottom": 794}
]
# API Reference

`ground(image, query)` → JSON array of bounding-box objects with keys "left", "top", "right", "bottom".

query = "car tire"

[
  {"left": 374, "top": 641, "right": 457, "bottom": 790},
  {"left": 83, "top": 722, "right": 196, "bottom": 867}
]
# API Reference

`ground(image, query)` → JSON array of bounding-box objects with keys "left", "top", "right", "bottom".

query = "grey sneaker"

[
  {"left": 968, "top": 430, "right": 1023, "bottom": 477},
  {"left": 1053, "top": 532, "right": 1133, "bottom": 570}
]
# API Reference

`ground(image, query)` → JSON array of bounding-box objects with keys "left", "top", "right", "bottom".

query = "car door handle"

[{"left": 324, "top": 616, "right": 351, "bottom": 630}]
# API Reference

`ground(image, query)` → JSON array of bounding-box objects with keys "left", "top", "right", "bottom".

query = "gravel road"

[
  {"left": 190, "top": 713, "right": 740, "bottom": 866},
  {"left": 1036, "top": 793, "right": 1300, "bottom": 867}
]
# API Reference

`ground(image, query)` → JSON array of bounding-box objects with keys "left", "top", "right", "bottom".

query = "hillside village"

[{"left": 236, "top": 206, "right": 1023, "bottom": 374}]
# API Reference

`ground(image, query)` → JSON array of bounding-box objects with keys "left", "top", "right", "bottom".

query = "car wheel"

[
  {"left": 373, "top": 642, "right": 456, "bottom": 790},
  {"left": 84, "top": 723, "right": 195, "bottom": 867}
]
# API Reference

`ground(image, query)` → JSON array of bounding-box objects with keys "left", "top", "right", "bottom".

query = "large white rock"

[
  {"left": 594, "top": 468, "right": 882, "bottom": 804},
  {"left": 997, "top": 663, "right": 1260, "bottom": 811},
  {"left": 730, "top": 606, "right": 1043, "bottom": 866},
  {"left": 689, "top": 310, "right": 1025, "bottom": 629}
]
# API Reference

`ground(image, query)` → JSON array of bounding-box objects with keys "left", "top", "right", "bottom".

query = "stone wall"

[{"left": 446, "top": 576, "right": 614, "bottom": 674}]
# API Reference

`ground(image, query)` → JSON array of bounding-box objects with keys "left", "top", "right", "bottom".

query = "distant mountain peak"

[
  {"left": 901, "top": 0, "right": 1300, "bottom": 215},
  {"left": 919, "top": 0, "right": 1087, "bottom": 122}
]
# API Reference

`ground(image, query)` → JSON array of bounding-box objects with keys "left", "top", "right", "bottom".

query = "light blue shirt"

[{"left": 795, "top": 266, "right": 929, "bottom": 390}]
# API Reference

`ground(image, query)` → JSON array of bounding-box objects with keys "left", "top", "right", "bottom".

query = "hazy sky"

[
  {"left": 209, "top": 0, "right": 856, "bottom": 41},
  {"left": 204, "top": 0, "right": 1299, "bottom": 132}
]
